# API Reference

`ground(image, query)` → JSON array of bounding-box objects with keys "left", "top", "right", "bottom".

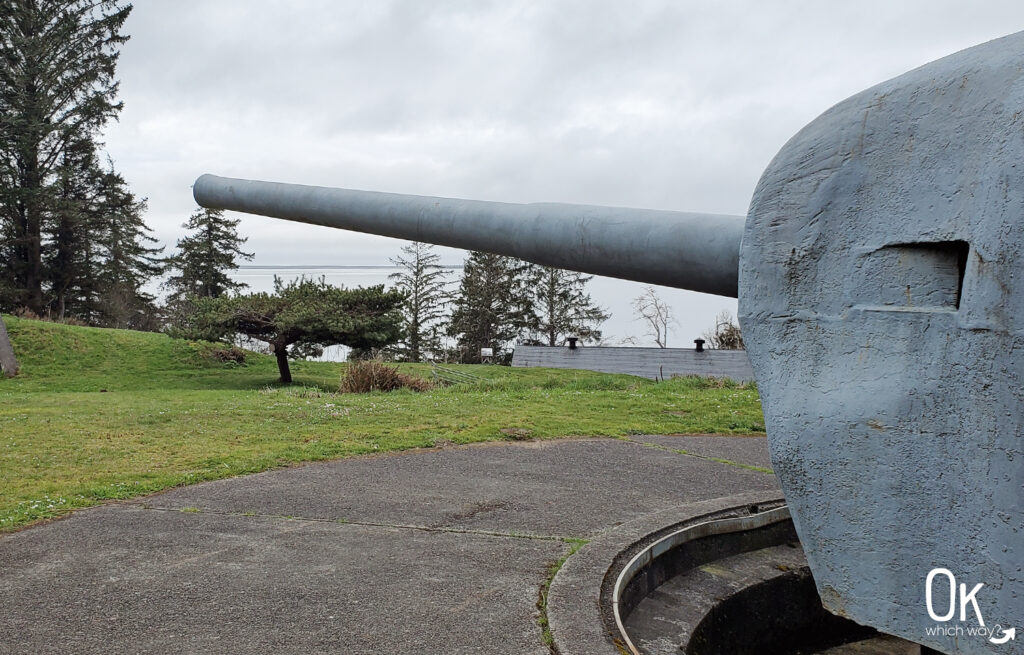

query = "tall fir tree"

[
  {"left": 387, "top": 241, "right": 450, "bottom": 362},
  {"left": 164, "top": 207, "right": 254, "bottom": 306},
  {"left": 447, "top": 251, "right": 529, "bottom": 364},
  {"left": 91, "top": 161, "right": 163, "bottom": 329},
  {"left": 522, "top": 265, "right": 609, "bottom": 346},
  {"left": 44, "top": 136, "right": 102, "bottom": 320},
  {"left": 0, "top": 0, "right": 132, "bottom": 314}
]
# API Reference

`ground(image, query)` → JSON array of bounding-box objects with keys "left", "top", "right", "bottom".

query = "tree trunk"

[
  {"left": 0, "top": 316, "right": 20, "bottom": 378},
  {"left": 21, "top": 143, "right": 45, "bottom": 314},
  {"left": 274, "top": 343, "right": 292, "bottom": 384},
  {"left": 25, "top": 207, "right": 43, "bottom": 313}
]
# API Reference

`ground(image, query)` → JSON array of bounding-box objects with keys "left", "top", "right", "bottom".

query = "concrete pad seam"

[
  {"left": 619, "top": 436, "right": 774, "bottom": 474},
  {"left": 134, "top": 504, "right": 591, "bottom": 544}
]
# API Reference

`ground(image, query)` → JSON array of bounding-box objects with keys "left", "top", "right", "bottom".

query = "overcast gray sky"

[{"left": 103, "top": 1, "right": 1024, "bottom": 271}]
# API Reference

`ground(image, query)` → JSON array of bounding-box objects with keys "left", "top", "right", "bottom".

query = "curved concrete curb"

[
  {"left": 547, "top": 491, "right": 785, "bottom": 655},
  {"left": 611, "top": 505, "right": 791, "bottom": 654}
]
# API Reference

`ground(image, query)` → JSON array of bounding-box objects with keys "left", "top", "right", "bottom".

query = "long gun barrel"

[{"left": 193, "top": 174, "right": 744, "bottom": 298}]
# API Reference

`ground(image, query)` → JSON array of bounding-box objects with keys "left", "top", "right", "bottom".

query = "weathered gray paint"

[
  {"left": 511, "top": 345, "right": 754, "bottom": 382},
  {"left": 194, "top": 30, "right": 1024, "bottom": 654},
  {"left": 0, "top": 317, "right": 18, "bottom": 378},
  {"left": 192, "top": 175, "right": 744, "bottom": 298},
  {"left": 741, "top": 32, "right": 1024, "bottom": 654}
]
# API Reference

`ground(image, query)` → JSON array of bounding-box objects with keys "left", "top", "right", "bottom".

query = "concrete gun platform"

[{"left": 0, "top": 436, "right": 776, "bottom": 654}]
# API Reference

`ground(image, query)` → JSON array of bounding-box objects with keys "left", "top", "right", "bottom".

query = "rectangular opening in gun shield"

[{"left": 850, "top": 240, "right": 969, "bottom": 311}]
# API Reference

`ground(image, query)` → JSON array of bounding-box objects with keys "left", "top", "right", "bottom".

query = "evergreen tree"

[
  {"left": 164, "top": 207, "right": 254, "bottom": 305},
  {"left": 44, "top": 137, "right": 102, "bottom": 320},
  {"left": 0, "top": 0, "right": 132, "bottom": 314},
  {"left": 185, "top": 277, "right": 404, "bottom": 384},
  {"left": 522, "top": 266, "right": 609, "bottom": 346},
  {"left": 447, "top": 251, "right": 528, "bottom": 364},
  {"left": 91, "top": 162, "right": 163, "bottom": 329},
  {"left": 387, "top": 241, "right": 450, "bottom": 362}
]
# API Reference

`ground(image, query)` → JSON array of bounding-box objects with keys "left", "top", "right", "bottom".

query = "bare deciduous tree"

[
  {"left": 702, "top": 310, "right": 744, "bottom": 349},
  {"left": 632, "top": 286, "right": 675, "bottom": 348}
]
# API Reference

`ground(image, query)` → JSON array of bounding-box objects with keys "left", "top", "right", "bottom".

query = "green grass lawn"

[{"left": 0, "top": 316, "right": 765, "bottom": 532}]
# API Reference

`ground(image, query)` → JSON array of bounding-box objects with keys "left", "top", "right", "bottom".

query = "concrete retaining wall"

[{"left": 511, "top": 345, "right": 755, "bottom": 382}]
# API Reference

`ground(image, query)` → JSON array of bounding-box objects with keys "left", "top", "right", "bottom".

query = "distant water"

[{"left": 226, "top": 266, "right": 738, "bottom": 362}]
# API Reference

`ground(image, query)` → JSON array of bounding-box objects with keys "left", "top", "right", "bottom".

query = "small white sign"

[{"left": 480, "top": 348, "right": 494, "bottom": 357}]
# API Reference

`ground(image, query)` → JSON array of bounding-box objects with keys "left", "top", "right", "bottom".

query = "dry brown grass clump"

[
  {"left": 13, "top": 307, "right": 88, "bottom": 327},
  {"left": 395, "top": 372, "right": 433, "bottom": 392},
  {"left": 340, "top": 360, "right": 432, "bottom": 393},
  {"left": 204, "top": 345, "right": 247, "bottom": 365}
]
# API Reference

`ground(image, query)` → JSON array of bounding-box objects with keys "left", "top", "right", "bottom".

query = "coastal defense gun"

[
  {"left": 196, "top": 31, "right": 1024, "bottom": 654},
  {"left": 191, "top": 180, "right": 745, "bottom": 298}
]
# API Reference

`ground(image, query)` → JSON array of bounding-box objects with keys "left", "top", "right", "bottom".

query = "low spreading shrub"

[{"left": 340, "top": 360, "right": 432, "bottom": 393}]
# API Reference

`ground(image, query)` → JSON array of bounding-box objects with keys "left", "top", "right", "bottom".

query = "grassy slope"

[{"left": 0, "top": 316, "right": 764, "bottom": 531}]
